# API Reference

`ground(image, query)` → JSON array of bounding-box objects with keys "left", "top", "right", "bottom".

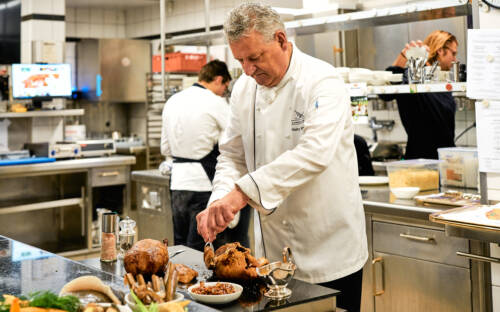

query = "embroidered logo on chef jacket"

[{"left": 291, "top": 110, "right": 304, "bottom": 131}]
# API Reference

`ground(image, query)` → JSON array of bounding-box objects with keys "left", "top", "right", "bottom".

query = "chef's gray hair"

[{"left": 224, "top": 3, "right": 285, "bottom": 43}]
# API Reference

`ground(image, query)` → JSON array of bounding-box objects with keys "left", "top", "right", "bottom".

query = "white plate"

[
  {"left": 391, "top": 187, "right": 420, "bottom": 199},
  {"left": 124, "top": 292, "right": 184, "bottom": 310},
  {"left": 359, "top": 176, "right": 389, "bottom": 185},
  {"left": 188, "top": 282, "right": 242, "bottom": 305}
]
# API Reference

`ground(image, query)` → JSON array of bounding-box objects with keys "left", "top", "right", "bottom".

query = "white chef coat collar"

[{"left": 258, "top": 41, "right": 298, "bottom": 93}]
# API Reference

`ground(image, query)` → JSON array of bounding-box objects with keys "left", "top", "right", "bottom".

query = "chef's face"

[
  {"left": 437, "top": 41, "right": 457, "bottom": 71},
  {"left": 229, "top": 30, "right": 291, "bottom": 88}
]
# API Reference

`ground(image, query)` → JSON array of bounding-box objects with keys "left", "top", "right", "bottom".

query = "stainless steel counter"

[
  {"left": 361, "top": 185, "right": 478, "bottom": 220},
  {"left": 0, "top": 156, "right": 136, "bottom": 255},
  {"left": 0, "top": 155, "right": 136, "bottom": 178}
]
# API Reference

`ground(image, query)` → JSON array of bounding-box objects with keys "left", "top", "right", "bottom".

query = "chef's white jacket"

[
  {"left": 161, "top": 85, "right": 229, "bottom": 191},
  {"left": 209, "top": 44, "right": 368, "bottom": 283}
]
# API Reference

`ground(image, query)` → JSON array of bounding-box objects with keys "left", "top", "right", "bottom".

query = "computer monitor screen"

[{"left": 12, "top": 64, "right": 72, "bottom": 99}]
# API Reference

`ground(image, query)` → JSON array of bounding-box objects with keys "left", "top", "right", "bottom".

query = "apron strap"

[{"left": 172, "top": 145, "right": 220, "bottom": 182}]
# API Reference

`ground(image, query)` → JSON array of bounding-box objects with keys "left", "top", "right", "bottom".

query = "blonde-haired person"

[
  {"left": 196, "top": 3, "right": 368, "bottom": 311},
  {"left": 384, "top": 30, "right": 458, "bottom": 159}
]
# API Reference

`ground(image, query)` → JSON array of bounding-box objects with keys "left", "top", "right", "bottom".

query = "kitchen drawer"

[
  {"left": 373, "top": 221, "right": 469, "bottom": 268},
  {"left": 91, "top": 167, "right": 127, "bottom": 187}
]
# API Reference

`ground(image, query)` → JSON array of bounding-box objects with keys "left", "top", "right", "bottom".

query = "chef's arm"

[{"left": 235, "top": 77, "right": 350, "bottom": 213}]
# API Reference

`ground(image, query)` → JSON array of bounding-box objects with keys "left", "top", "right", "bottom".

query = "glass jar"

[{"left": 118, "top": 216, "right": 136, "bottom": 259}]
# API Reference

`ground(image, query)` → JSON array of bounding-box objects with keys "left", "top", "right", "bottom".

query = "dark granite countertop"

[
  {"left": 80, "top": 245, "right": 339, "bottom": 311},
  {"left": 0, "top": 235, "right": 216, "bottom": 312}
]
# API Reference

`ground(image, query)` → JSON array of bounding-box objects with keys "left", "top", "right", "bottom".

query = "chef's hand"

[
  {"left": 392, "top": 40, "right": 431, "bottom": 67},
  {"left": 196, "top": 186, "right": 249, "bottom": 242}
]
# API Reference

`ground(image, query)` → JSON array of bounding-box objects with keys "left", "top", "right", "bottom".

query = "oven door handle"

[{"left": 456, "top": 251, "right": 500, "bottom": 263}]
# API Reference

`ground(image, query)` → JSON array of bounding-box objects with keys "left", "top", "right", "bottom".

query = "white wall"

[{"left": 65, "top": 7, "right": 126, "bottom": 38}]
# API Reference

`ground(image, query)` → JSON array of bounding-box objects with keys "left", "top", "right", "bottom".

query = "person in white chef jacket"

[
  {"left": 161, "top": 60, "right": 251, "bottom": 252},
  {"left": 196, "top": 3, "right": 368, "bottom": 311}
]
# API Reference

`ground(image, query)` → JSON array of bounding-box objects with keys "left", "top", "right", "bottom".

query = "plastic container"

[
  {"left": 152, "top": 52, "right": 206, "bottom": 73},
  {"left": 386, "top": 159, "right": 441, "bottom": 191},
  {"left": 438, "top": 147, "right": 478, "bottom": 189}
]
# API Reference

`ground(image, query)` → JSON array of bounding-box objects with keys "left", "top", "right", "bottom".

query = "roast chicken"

[
  {"left": 204, "top": 242, "right": 269, "bottom": 280},
  {"left": 124, "top": 239, "right": 169, "bottom": 276}
]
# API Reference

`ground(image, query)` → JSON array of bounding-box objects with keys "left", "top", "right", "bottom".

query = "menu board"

[
  {"left": 476, "top": 101, "right": 500, "bottom": 173},
  {"left": 467, "top": 29, "right": 500, "bottom": 100}
]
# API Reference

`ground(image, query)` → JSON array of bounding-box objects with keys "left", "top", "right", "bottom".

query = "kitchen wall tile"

[
  {"left": 138, "top": 6, "right": 147, "bottom": 22},
  {"left": 21, "top": 20, "right": 33, "bottom": 42},
  {"left": 117, "top": 10, "right": 126, "bottom": 24},
  {"left": 32, "top": 0, "right": 51, "bottom": 15},
  {"left": 103, "top": 9, "right": 116, "bottom": 25},
  {"left": 21, "top": 0, "right": 32, "bottom": 17},
  {"left": 76, "top": 8, "right": 90, "bottom": 23},
  {"left": 194, "top": 12, "right": 205, "bottom": 29},
  {"left": 90, "top": 8, "right": 104, "bottom": 24},
  {"left": 90, "top": 23, "right": 104, "bottom": 38},
  {"left": 151, "top": 19, "right": 160, "bottom": 35},
  {"left": 65, "top": 22, "right": 76, "bottom": 37},
  {"left": 66, "top": 7, "right": 76, "bottom": 22},
  {"left": 32, "top": 20, "right": 53, "bottom": 42},
  {"left": 126, "top": 8, "right": 136, "bottom": 24},
  {"left": 52, "top": 0, "right": 65, "bottom": 15},
  {"left": 21, "top": 41, "right": 32, "bottom": 63},
  {"left": 117, "top": 26, "right": 126, "bottom": 38},
  {"left": 151, "top": 5, "right": 160, "bottom": 20},
  {"left": 52, "top": 21, "right": 65, "bottom": 41},
  {"left": 103, "top": 24, "right": 117, "bottom": 38},
  {"left": 76, "top": 23, "right": 90, "bottom": 38},
  {"left": 467, "top": 127, "right": 477, "bottom": 146}
]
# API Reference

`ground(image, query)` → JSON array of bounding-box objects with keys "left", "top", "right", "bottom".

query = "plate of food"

[{"left": 187, "top": 282, "right": 242, "bottom": 305}]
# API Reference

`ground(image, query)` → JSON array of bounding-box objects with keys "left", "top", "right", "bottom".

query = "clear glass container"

[{"left": 118, "top": 216, "right": 136, "bottom": 259}]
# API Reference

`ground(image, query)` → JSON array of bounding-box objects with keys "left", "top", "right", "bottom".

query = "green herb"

[{"left": 28, "top": 291, "right": 80, "bottom": 312}]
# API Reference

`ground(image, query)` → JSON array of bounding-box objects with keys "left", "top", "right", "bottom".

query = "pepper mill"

[{"left": 100, "top": 212, "right": 118, "bottom": 262}]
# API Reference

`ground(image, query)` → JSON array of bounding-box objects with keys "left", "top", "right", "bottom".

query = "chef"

[
  {"left": 383, "top": 30, "right": 458, "bottom": 159},
  {"left": 196, "top": 3, "right": 368, "bottom": 311},
  {"left": 161, "top": 60, "right": 251, "bottom": 251}
]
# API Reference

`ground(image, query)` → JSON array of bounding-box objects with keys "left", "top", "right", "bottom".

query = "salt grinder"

[{"left": 100, "top": 212, "right": 118, "bottom": 262}]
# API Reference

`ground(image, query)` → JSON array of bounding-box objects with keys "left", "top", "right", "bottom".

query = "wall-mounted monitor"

[{"left": 11, "top": 64, "right": 72, "bottom": 105}]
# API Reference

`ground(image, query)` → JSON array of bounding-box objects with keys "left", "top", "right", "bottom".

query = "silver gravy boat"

[{"left": 256, "top": 246, "right": 296, "bottom": 300}]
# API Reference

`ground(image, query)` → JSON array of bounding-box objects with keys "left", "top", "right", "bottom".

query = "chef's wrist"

[{"left": 233, "top": 185, "right": 249, "bottom": 210}]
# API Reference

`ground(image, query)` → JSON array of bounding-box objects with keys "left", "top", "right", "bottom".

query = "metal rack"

[{"left": 347, "top": 82, "right": 467, "bottom": 97}]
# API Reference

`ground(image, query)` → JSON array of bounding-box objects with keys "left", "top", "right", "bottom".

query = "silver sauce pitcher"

[{"left": 256, "top": 246, "right": 297, "bottom": 300}]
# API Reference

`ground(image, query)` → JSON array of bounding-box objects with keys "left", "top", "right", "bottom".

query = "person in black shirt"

[{"left": 383, "top": 30, "right": 458, "bottom": 159}]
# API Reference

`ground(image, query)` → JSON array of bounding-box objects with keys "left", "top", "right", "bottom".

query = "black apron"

[{"left": 172, "top": 145, "right": 220, "bottom": 182}]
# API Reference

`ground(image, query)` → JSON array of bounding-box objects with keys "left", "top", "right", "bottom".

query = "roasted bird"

[
  {"left": 124, "top": 239, "right": 169, "bottom": 276},
  {"left": 175, "top": 263, "right": 198, "bottom": 284},
  {"left": 204, "top": 242, "right": 269, "bottom": 280}
]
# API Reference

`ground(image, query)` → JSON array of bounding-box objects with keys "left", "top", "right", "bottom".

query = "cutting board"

[{"left": 415, "top": 191, "right": 481, "bottom": 207}]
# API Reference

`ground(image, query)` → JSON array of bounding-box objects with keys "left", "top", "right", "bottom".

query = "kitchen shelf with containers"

[{"left": 0, "top": 109, "right": 84, "bottom": 118}]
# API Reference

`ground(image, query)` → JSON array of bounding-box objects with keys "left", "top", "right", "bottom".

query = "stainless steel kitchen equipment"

[
  {"left": 75, "top": 139, "right": 115, "bottom": 157},
  {"left": 77, "top": 39, "right": 150, "bottom": 103},
  {"left": 131, "top": 169, "right": 173, "bottom": 243},
  {"left": 24, "top": 142, "right": 81, "bottom": 159}
]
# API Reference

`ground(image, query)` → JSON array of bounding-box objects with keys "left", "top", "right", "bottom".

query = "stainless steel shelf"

[
  {"left": 0, "top": 109, "right": 84, "bottom": 118},
  {"left": 287, "top": 0, "right": 470, "bottom": 36},
  {"left": 348, "top": 82, "right": 467, "bottom": 96},
  {"left": 162, "top": 0, "right": 470, "bottom": 45},
  {"left": 0, "top": 197, "right": 83, "bottom": 215}
]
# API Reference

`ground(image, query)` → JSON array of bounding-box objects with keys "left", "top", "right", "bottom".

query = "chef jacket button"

[
  {"left": 285, "top": 134, "right": 290, "bottom": 139},
  {"left": 256, "top": 107, "right": 261, "bottom": 112},
  {"left": 257, "top": 134, "right": 262, "bottom": 138},
  {"left": 282, "top": 220, "right": 288, "bottom": 225}
]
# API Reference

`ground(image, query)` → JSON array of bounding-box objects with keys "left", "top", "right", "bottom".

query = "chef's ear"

[
  {"left": 437, "top": 47, "right": 444, "bottom": 57},
  {"left": 215, "top": 75, "right": 223, "bottom": 84},
  {"left": 275, "top": 30, "right": 288, "bottom": 49}
]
